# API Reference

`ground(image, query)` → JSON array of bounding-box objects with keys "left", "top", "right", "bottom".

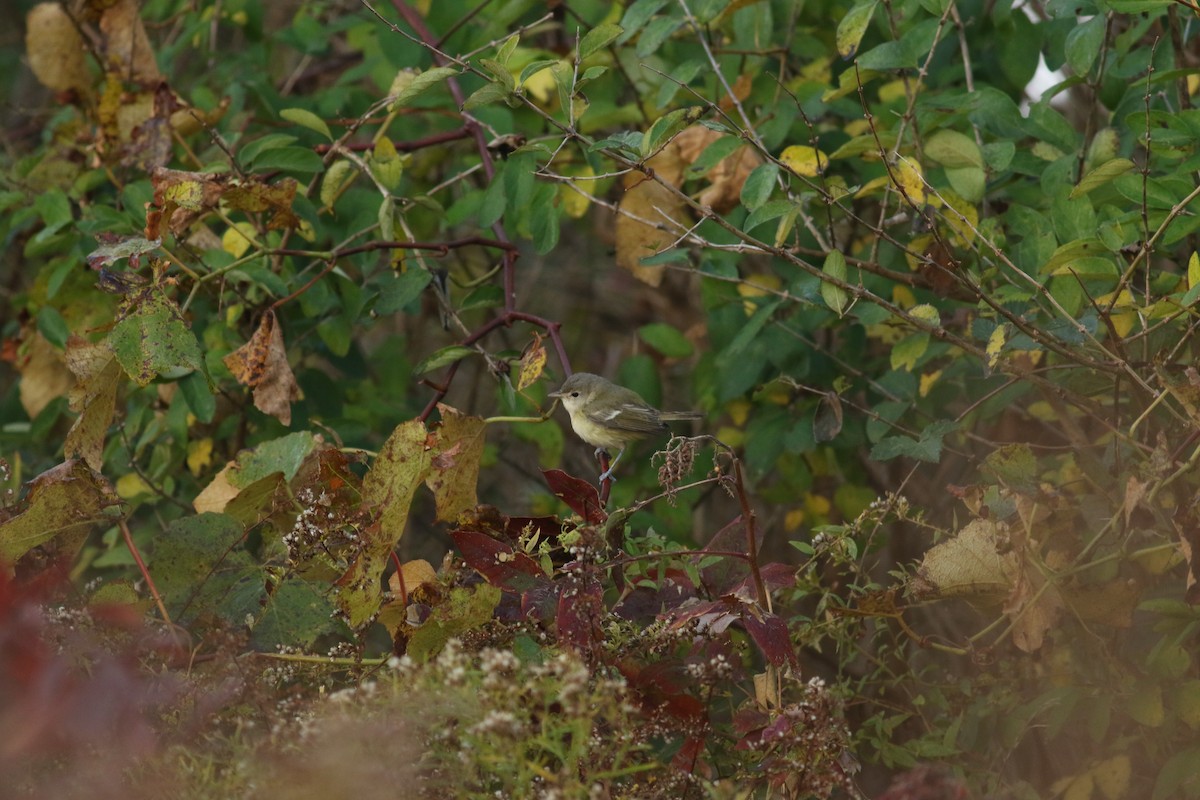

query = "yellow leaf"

[
  {"left": 1098, "top": 289, "right": 1136, "bottom": 338},
  {"left": 222, "top": 222, "right": 258, "bottom": 258},
  {"left": 187, "top": 438, "right": 213, "bottom": 477},
  {"left": 919, "top": 370, "right": 942, "bottom": 397},
  {"left": 726, "top": 399, "right": 752, "bottom": 426},
  {"left": 909, "top": 303, "right": 940, "bottom": 326},
  {"left": 779, "top": 145, "right": 827, "bottom": 178},
  {"left": 878, "top": 79, "right": 907, "bottom": 103},
  {"left": 893, "top": 284, "right": 917, "bottom": 309},
  {"left": 987, "top": 325, "right": 1006, "bottom": 369},
  {"left": 784, "top": 508, "right": 805, "bottom": 532},
  {"left": 522, "top": 66, "right": 557, "bottom": 103},
  {"left": 1092, "top": 755, "right": 1130, "bottom": 800},
  {"left": 1189, "top": 251, "right": 1200, "bottom": 290},
  {"left": 716, "top": 425, "right": 744, "bottom": 446},
  {"left": 559, "top": 165, "right": 594, "bottom": 218},
  {"left": 893, "top": 157, "right": 926, "bottom": 204},
  {"left": 803, "top": 492, "right": 831, "bottom": 517},
  {"left": 739, "top": 273, "right": 781, "bottom": 316},
  {"left": 854, "top": 175, "right": 891, "bottom": 199},
  {"left": 1126, "top": 683, "right": 1164, "bottom": 728},
  {"left": 116, "top": 472, "right": 153, "bottom": 500},
  {"left": 1063, "top": 773, "right": 1095, "bottom": 800}
]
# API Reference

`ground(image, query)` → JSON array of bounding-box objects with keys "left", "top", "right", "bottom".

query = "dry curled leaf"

[
  {"left": 99, "top": 0, "right": 161, "bottom": 83},
  {"left": 615, "top": 144, "right": 690, "bottom": 287},
  {"left": 26, "top": 3, "right": 92, "bottom": 95},
  {"left": 224, "top": 311, "right": 301, "bottom": 426}
]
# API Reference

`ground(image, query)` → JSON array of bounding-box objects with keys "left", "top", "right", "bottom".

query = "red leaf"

[
  {"left": 450, "top": 529, "right": 546, "bottom": 592},
  {"left": 555, "top": 573, "right": 604, "bottom": 658},
  {"left": 542, "top": 469, "right": 606, "bottom": 524},
  {"left": 723, "top": 562, "right": 796, "bottom": 603},
  {"left": 740, "top": 611, "right": 797, "bottom": 666}
]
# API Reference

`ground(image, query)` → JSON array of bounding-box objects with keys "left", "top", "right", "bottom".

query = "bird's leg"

[{"left": 598, "top": 447, "right": 626, "bottom": 483}]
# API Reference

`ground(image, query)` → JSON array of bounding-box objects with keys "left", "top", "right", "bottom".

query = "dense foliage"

[{"left": 4, "top": 0, "right": 1200, "bottom": 797}]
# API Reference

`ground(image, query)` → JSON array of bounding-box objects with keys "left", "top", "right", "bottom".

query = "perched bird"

[{"left": 549, "top": 372, "right": 702, "bottom": 482}]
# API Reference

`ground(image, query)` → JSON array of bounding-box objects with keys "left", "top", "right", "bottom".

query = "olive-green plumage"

[{"left": 549, "top": 372, "right": 701, "bottom": 481}]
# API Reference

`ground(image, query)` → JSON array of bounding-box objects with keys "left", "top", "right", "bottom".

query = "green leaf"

[
  {"left": 722, "top": 299, "right": 782, "bottom": 358},
  {"left": 837, "top": 0, "right": 879, "bottom": 59},
  {"left": 1065, "top": 15, "right": 1106, "bottom": 76},
  {"left": 415, "top": 345, "right": 476, "bottom": 375},
  {"left": 377, "top": 196, "right": 395, "bottom": 241},
  {"left": 179, "top": 370, "right": 216, "bottom": 423},
  {"left": 687, "top": 135, "right": 743, "bottom": 177},
  {"left": 821, "top": 250, "right": 849, "bottom": 315},
  {"left": 531, "top": 187, "right": 561, "bottom": 254},
  {"left": 238, "top": 134, "right": 297, "bottom": 166},
  {"left": 463, "top": 82, "right": 510, "bottom": 110},
  {"left": 376, "top": 268, "right": 433, "bottom": 314},
  {"left": 250, "top": 146, "right": 325, "bottom": 175},
  {"left": 34, "top": 189, "right": 73, "bottom": 237},
  {"left": 280, "top": 107, "right": 332, "bottom": 140},
  {"left": 638, "top": 323, "right": 694, "bottom": 358},
  {"left": 391, "top": 66, "right": 458, "bottom": 110},
  {"left": 579, "top": 23, "right": 623, "bottom": 59},
  {"left": 252, "top": 579, "right": 344, "bottom": 649},
  {"left": 519, "top": 59, "right": 560, "bottom": 86},
  {"left": 36, "top": 306, "right": 70, "bottom": 349},
  {"left": 1153, "top": 746, "right": 1200, "bottom": 800},
  {"left": 740, "top": 163, "right": 778, "bottom": 211},
  {"left": 871, "top": 420, "right": 956, "bottom": 463},
  {"left": 109, "top": 289, "right": 203, "bottom": 387},
  {"left": 925, "top": 129, "right": 984, "bottom": 169},
  {"left": 636, "top": 15, "right": 683, "bottom": 57},
  {"left": 619, "top": 0, "right": 669, "bottom": 42},
  {"left": 496, "top": 33, "right": 519, "bottom": 65},
  {"left": 1070, "top": 157, "right": 1135, "bottom": 198},
  {"left": 478, "top": 58, "right": 516, "bottom": 92},
  {"left": 642, "top": 107, "right": 697, "bottom": 156},
  {"left": 148, "top": 513, "right": 262, "bottom": 623},
  {"left": 945, "top": 165, "right": 985, "bottom": 203}
]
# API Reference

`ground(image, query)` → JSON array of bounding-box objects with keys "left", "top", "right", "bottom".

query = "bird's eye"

[{"left": 570, "top": 391, "right": 580, "bottom": 398}]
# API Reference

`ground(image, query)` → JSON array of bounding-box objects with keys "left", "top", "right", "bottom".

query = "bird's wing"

[{"left": 585, "top": 403, "right": 668, "bottom": 435}]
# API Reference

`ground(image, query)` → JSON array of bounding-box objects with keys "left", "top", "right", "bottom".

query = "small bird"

[{"left": 548, "top": 372, "right": 702, "bottom": 482}]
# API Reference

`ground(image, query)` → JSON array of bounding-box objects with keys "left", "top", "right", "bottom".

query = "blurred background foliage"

[{"left": 4, "top": 0, "right": 1200, "bottom": 796}]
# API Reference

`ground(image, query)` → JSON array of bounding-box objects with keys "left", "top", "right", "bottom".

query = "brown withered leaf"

[
  {"left": 224, "top": 311, "right": 301, "bottom": 426},
  {"left": 1061, "top": 579, "right": 1141, "bottom": 628},
  {"left": 224, "top": 179, "right": 301, "bottom": 231},
  {"left": 25, "top": 3, "right": 91, "bottom": 95},
  {"left": 424, "top": 404, "right": 487, "bottom": 523},
  {"left": 718, "top": 73, "right": 753, "bottom": 113},
  {"left": 64, "top": 336, "right": 123, "bottom": 470},
  {"left": 0, "top": 460, "right": 120, "bottom": 565},
  {"left": 99, "top": 0, "right": 161, "bottom": 84},
  {"left": 388, "top": 559, "right": 439, "bottom": 601},
  {"left": 147, "top": 167, "right": 231, "bottom": 239},
  {"left": 1176, "top": 508, "right": 1200, "bottom": 605},
  {"left": 15, "top": 330, "right": 74, "bottom": 419},
  {"left": 908, "top": 518, "right": 1019, "bottom": 603},
  {"left": 674, "top": 125, "right": 763, "bottom": 213},
  {"left": 516, "top": 333, "right": 547, "bottom": 391},
  {"left": 1003, "top": 561, "right": 1062, "bottom": 653},
  {"left": 615, "top": 144, "right": 691, "bottom": 287}
]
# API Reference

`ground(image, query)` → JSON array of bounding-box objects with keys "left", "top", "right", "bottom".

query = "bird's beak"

[{"left": 547, "top": 390, "right": 563, "bottom": 398}]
